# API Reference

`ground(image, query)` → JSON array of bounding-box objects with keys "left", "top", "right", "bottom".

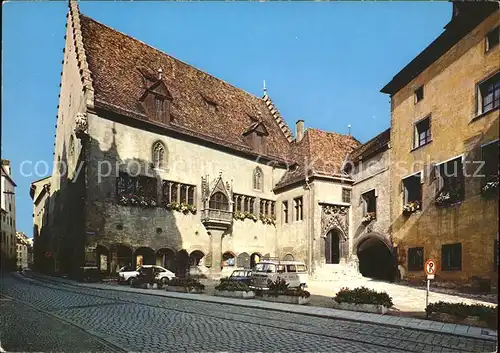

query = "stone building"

[
  {"left": 39, "top": 1, "right": 360, "bottom": 278},
  {"left": 381, "top": 2, "right": 499, "bottom": 287},
  {"left": 345, "top": 128, "right": 395, "bottom": 281},
  {"left": 30, "top": 176, "right": 52, "bottom": 272},
  {"left": 1, "top": 160, "right": 17, "bottom": 271},
  {"left": 16, "top": 232, "right": 33, "bottom": 270}
]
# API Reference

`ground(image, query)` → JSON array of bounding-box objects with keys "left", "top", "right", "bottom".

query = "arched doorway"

[
  {"left": 324, "top": 229, "right": 342, "bottom": 264},
  {"left": 156, "top": 248, "right": 176, "bottom": 271},
  {"left": 356, "top": 233, "right": 396, "bottom": 282},
  {"left": 222, "top": 252, "right": 236, "bottom": 267},
  {"left": 114, "top": 244, "right": 133, "bottom": 271},
  {"left": 134, "top": 247, "right": 155, "bottom": 267},
  {"left": 96, "top": 245, "right": 109, "bottom": 273},
  {"left": 250, "top": 253, "right": 261, "bottom": 269},
  {"left": 176, "top": 250, "right": 190, "bottom": 277},
  {"left": 190, "top": 250, "right": 205, "bottom": 266},
  {"left": 237, "top": 252, "right": 250, "bottom": 269}
]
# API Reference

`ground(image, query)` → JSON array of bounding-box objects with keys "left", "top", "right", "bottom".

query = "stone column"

[
  {"left": 110, "top": 248, "right": 118, "bottom": 274},
  {"left": 208, "top": 229, "right": 224, "bottom": 277}
]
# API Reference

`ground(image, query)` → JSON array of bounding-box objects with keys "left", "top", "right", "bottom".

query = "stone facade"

[
  {"left": 347, "top": 129, "right": 394, "bottom": 280},
  {"left": 384, "top": 6, "right": 499, "bottom": 286},
  {"left": 38, "top": 2, "right": 359, "bottom": 278},
  {"left": 30, "top": 176, "right": 51, "bottom": 271},
  {"left": 1, "top": 160, "right": 17, "bottom": 271}
]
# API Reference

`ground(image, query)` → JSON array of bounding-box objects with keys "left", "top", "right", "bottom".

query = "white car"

[{"left": 118, "top": 265, "right": 175, "bottom": 283}]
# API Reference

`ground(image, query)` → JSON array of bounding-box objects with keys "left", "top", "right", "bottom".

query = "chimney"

[{"left": 296, "top": 120, "right": 304, "bottom": 143}]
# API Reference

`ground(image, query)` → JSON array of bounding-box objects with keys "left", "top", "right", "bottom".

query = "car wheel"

[
  {"left": 128, "top": 277, "right": 135, "bottom": 284},
  {"left": 161, "top": 277, "right": 169, "bottom": 284},
  {"left": 298, "top": 284, "right": 306, "bottom": 291}
]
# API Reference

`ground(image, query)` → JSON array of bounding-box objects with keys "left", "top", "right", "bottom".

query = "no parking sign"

[{"left": 424, "top": 259, "right": 436, "bottom": 280}]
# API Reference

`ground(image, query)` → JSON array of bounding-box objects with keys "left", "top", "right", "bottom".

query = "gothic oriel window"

[
  {"left": 253, "top": 167, "right": 263, "bottom": 191},
  {"left": 209, "top": 192, "right": 229, "bottom": 210},
  {"left": 152, "top": 141, "right": 166, "bottom": 169}
]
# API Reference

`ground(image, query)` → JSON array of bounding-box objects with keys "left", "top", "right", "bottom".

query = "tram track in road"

[{"left": 7, "top": 273, "right": 496, "bottom": 353}]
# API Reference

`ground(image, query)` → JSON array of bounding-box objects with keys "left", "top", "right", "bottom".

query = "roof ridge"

[
  {"left": 69, "top": 0, "right": 94, "bottom": 107},
  {"left": 262, "top": 92, "right": 294, "bottom": 143},
  {"left": 79, "top": 13, "right": 267, "bottom": 105},
  {"left": 351, "top": 127, "right": 390, "bottom": 153}
]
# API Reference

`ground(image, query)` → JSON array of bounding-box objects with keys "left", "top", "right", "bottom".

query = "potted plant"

[
  {"left": 259, "top": 278, "right": 311, "bottom": 305},
  {"left": 435, "top": 188, "right": 461, "bottom": 207},
  {"left": 332, "top": 287, "right": 393, "bottom": 314},
  {"left": 214, "top": 278, "right": 255, "bottom": 299},
  {"left": 165, "top": 277, "right": 205, "bottom": 293},
  {"left": 402, "top": 200, "right": 421, "bottom": 215}
]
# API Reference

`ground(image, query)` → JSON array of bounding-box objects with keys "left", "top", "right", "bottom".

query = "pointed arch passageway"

[{"left": 356, "top": 233, "right": 396, "bottom": 282}]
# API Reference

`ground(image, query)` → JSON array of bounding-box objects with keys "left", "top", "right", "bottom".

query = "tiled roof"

[
  {"left": 275, "top": 129, "right": 360, "bottom": 189},
  {"left": 78, "top": 14, "right": 294, "bottom": 163},
  {"left": 349, "top": 128, "right": 390, "bottom": 162}
]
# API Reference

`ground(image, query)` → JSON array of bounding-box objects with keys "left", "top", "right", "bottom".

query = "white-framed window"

[
  {"left": 414, "top": 116, "right": 431, "bottom": 149},
  {"left": 476, "top": 72, "right": 500, "bottom": 116},
  {"left": 485, "top": 26, "right": 499, "bottom": 53},
  {"left": 414, "top": 85, "right": 424, "bottom": 104}
]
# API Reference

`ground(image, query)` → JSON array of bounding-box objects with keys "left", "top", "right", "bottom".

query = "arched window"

[
  {"left": 253, "top": 167, "right": 263, "bottom": 191},
  {"left": 152, "top": 141, "right": 166, "bottom": 169},
  {"left": 283, "top": 254, "right": 294, "bottom": 261},
  {"left": 209, "top": 192, "right": 229, "bottom": 210}
]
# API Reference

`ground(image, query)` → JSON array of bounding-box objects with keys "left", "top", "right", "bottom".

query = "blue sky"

[{"left": 2, "top": 1, "right": 451, "bottom": 236}]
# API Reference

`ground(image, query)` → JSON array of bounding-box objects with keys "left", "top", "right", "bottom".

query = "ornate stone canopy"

[{"left": 320, "top": 203, "right": 349, "bottom": 239}]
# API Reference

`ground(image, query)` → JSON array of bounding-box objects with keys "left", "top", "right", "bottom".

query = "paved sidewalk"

[{"left": 16, "top": 272, "right": 498, "bottom": 342}]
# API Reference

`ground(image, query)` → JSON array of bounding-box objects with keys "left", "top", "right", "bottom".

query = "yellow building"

[{"left": 382, "top": 2, "right": 499, "bottom": 288}]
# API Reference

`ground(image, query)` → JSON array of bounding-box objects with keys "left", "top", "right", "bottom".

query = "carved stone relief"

[
  {"left": 74, "top": 112, "right": 88, "bottom": 139},
  {"left": 321, "top": 204, "right": 349, "bottom": 238}
]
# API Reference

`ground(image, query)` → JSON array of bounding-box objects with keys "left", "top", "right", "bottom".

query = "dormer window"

[
  {"left": 155, "top": 96, "right": 165, "bottom": 120},
  {"left": 243, "top": 119, "right": 269, "bottom": 155},
  {"left": 138, "top": 71, "right": 173, "bottom": 124}
]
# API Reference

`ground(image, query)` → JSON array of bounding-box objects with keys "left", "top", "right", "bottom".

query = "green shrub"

[
  {"left": 215, "top": 280, "right": 251, "bottom": 292},
  {"left": 265, "top": 278, "right": 310, "bottom": 298},
  {"left": 426, "top": 301, "right": 498, "bottom": 329},
  {"left": 267, "top": 277, "right": 289, "bottom": 292},
  {"left": 333, "top": 287, "right": 394, "bottom": 308},
  {"left": 166, "top": 277, "right": 205, "bottom": 291}
]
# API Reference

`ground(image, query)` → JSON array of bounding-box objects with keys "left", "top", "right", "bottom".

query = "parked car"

[
  {"left": 250, "top": 260, "right": 308, "bottom": 290},
  {"left": 118, "top": 265, "right": 175, "bottom": 284},
  {"left": 228, "top": 269, "right": 252, "bottom": 286}
]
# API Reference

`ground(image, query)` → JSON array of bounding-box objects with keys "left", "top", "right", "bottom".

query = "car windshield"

[{"left": 254, "top": 263, "right": 276, "bottom": 273}]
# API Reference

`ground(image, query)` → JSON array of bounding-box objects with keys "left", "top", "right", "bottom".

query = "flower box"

[
  {"left": 166, "top": 286, "right": 204, "bottom": 294},
  {"left": 332, "top": 301, "right": 388, "bottom": 314},
  {"left": 481, "top": 175, "right": 499, "bottom": 198},
  {"left": 402, "top": 201, "right": 421, "bottom": 215},
  {"left": 214, "top": 290, "right": 255, "bottom": 299},
  {"left": 435, "top": 189, "right": 462, "bottom": 207},
  {"left": 260, "top": 294, "right": 310, "bottom": 305},
  {"left": 361, "top": 212, "right": 376, "bottom": 223}
]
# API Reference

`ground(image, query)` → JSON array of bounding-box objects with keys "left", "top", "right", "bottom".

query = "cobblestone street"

[{"left": 1, "top": 274, "right": 497, "bottom": 352}]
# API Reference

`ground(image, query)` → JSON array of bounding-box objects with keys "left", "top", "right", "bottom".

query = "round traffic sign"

[
  {"left": 424, "top": 259, "right": 436, "bottom": 275},
  {"left": 45, "top": 252, "right": 52, "bottom": 258}
]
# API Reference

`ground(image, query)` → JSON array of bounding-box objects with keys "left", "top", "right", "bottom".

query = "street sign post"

[{"left": 424, "top": 259, "right": 436, "bottom": 317}]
